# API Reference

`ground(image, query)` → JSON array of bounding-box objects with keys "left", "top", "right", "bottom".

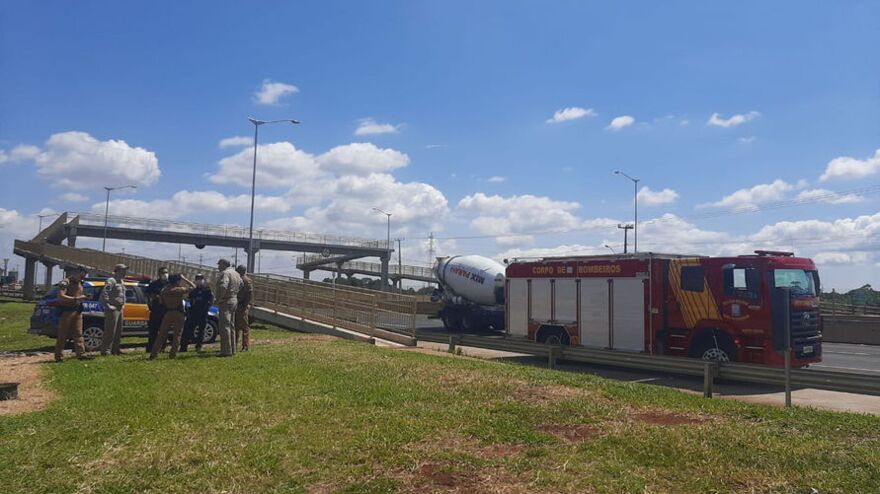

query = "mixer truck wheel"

[
  {"left": 441, "top": 311, "right": 462, "bottom": 331},
  {"left": 461, "top": 313, "right": 482, "bottom": 332}
]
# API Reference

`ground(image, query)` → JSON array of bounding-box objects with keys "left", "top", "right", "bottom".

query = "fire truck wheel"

[
  {"left": 693, "top": 334, "right": 736, "bottom": 362},
  {"left": 538, "top": 327, "right": 570, "bottom": 346}
]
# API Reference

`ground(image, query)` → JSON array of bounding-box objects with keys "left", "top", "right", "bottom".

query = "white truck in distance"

[{"left": 432, "top": 255, "right": 506, "bottom": 331}]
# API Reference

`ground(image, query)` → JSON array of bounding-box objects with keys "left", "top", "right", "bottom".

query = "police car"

[{"left": 29, "top": 277, "right": 219, "bottom": 352}]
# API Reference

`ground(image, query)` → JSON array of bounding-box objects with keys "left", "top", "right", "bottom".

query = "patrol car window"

[
  {"left": 84, "top": 286, "right": 101, "bottom": 301},
  {"left": 125, "top": 288, "right": 138, "bottom": 303},
  {"left": 680, "top": 266, "right": 704, "bottom": 292}
]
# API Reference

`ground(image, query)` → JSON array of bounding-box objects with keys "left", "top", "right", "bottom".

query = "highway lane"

[
  {"left": 817, "top": 342, "right": 880, "bottom": 374},
  {"left": 417, "top": 317, "right": 880, "bottom": 374}
]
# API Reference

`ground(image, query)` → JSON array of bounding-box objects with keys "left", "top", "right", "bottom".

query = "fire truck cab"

[{"left": 505, "top": 251, "right": 822, "bottom": 367}]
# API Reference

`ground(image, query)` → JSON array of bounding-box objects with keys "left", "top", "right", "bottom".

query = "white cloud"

[
  {"left": 737, "top": 136, "right": 757, "bottom": 144},
  {"left": 487, "top": 176, "right": 506, "bottom": 183},
  {"left": 253, "top": 79, "right": 299, "bottom": 105},
  {"left": 707, "top": 179, "right": 793, "bottom": 209},
  {"left": 707, "top": 111, "right": 761, "bottom": 128},
  {"left": 637, "top": 186, "right": 679, "bottom": 206},
  {"left": 96, "top": 190, "right": 292, "bottom": 219},
  {"left": 795, "top": 188, "right": 865, "bottom": 205},
  {"left": 0, "top": 208, "right": 39, "bottom": 261},
  {"left": 606, "top": 115, "right": 635, "bottom": 131},
  {"left": 354, "top": 118, "right": 402, "bottom": 136},
  {"left": 819, "top": 149, "right": 880, "bottom": 182},
  {"left": 813, "top": 252, "right": 871, "bottom": 265},
  {"left": 211, "top": 142, "right": 321, "bottom": 189},
  {"left": 457, "top": 193, "right": 582, "bottom": 246},
  {"left": 747, "top": 213, "right": 880, "bottom": 265},
  {"left": 218, "top": 136, "right": 254, "bottom": 148},
  {"left": 546, "top": 107, "right": 596, "bottom": 124},
  {"left": 316, "top": 142, "right": 409, "bottom": 176},
  {"left": 14, "top": 131, "right": 160, "bottom": 190},
  {"left": 425, "top": 144, "right": 446, "bottom": 149},
  {"left": 60, "top": 192, "right": 89, "bottom": 203},
  {"left": 265, "top": 173, "right": 448, "bottom": 237},
  {"left": 0, "top": 149, "right": 6, "bottom": 164}
]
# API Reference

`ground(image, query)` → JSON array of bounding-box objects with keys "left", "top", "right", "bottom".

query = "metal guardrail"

[
  {"left": 0, "top": 288, "right": 24, "bottom": 299},
  {"left": 70, "top": 211, "right": 389, "bottom": 249},
  {"left": 419, "top": 331, "right": 880, "bottom": 398},
  {"left": 821, "top": 300, "right": 880, "bottom": 317},
  {"left": 13, "top": 240, "right": 419, "bottom": 336}
]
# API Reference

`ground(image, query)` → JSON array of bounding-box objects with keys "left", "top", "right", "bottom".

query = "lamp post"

[
  {"left": 604, "top": 244, "right": 616, "bottom": 254},
  {"left": 372, "top": 207, "right": 393, "bottom": 291},
  {"left": 247, "top": 117, "right": 300, "bottom": 273},
  {"left": 371, "top": 208, "right": 392, "bottom": 252},
  {"left": 613, "top": 170, "right": 640, "bottom": 253},
  {"left": 103, "top": 185, "right": 137, "bottom": 251}
]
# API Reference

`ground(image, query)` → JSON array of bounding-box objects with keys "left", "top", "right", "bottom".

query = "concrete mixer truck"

[{"left": 432, "top": 255, "right": 506, "bottom": 331}]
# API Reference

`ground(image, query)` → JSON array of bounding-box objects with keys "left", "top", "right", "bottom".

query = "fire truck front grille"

[{"left": 789, "top": 308, "right": 821, "bottom": 359}]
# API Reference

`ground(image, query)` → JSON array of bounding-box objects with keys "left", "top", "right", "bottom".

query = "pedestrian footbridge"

[{"left": 296, "top": 254, "right": 437, "bottom": 286}]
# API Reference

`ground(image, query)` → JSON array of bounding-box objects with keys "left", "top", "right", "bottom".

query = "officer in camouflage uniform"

[
  {"left": 54, "top": 266, "right": 89, "bottom": 362},
  {"left": 234, "top": 265, "right": 253, "bottom": 352},
  {"left": 99, "top": 263, "right": 128, "bottom": 356}
]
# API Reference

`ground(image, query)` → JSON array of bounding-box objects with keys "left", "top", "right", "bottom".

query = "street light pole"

[
  {"left": 247, "top": 117, "right": 300, "bottom": 273},
  {"left": 614, "top": 170, "right": 640, "bottom": 253},
  {"left": 102, "top": 185, "right": 137, "bottom": 251}
]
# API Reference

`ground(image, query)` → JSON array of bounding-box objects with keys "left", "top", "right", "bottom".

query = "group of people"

[{"left": 52, "top": 258, "right": 254, "bottom": 362}]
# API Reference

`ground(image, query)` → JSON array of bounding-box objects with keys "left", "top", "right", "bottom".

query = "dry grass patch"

[
  {"left": 0, "top": 354, "right": 56, "bottom": 416},
  {"left": 391, "top": 460, "right": 539, "bottom": 494},
  {"left": 537, "top": 423, "right": 602, "bottom": 443},
  {"left": 626, "top": 408, "right": 711, "bottom": 426},
  {"left": 406, "top": 432, "right": 529, "bottom": 460},
  {"left": 509, "top": 379, "right": 595, "bottom": 406}
]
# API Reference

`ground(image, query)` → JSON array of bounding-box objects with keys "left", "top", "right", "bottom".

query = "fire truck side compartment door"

[
  {"left": 579, "top": 279, "right": 609, "bottom": 348},
  {"left": 530, "top": 279, "right": 552, "bottom": 322},
  {"left": 612, "top": 278, "right": 646, "bottom": 352},
  {"left": 555, "top": 280, "right": 577, "bottom": 323},
  {"left": 508, "top": 279, "right": 528, "bottom": 337}
]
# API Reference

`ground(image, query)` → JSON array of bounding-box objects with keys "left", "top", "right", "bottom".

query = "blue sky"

[{"left": 1, "top": 1, "right": 879, "bottom": 290}]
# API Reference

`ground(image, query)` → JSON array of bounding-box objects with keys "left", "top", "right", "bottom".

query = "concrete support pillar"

[
  {"left": 42, "top": 262, "right": 55, "bottom": 289},
  {"left": 245, "top": 240, "right": 260, "bottom": 273},
  {"left": 380, "top": 255, "right": 390, "bottom": 291},
  {"left": 23, "top": 257, "right": 37, "bottom": 301},
  {"left": 303, "top": 269, "right": 311, "bottom": 280},
  {"left": 67, "top": 224, "right": 77, "bottom": 247}
]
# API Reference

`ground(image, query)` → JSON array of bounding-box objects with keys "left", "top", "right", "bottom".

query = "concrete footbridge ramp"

[{"left": 29, "top": 212, "right": 396, "bottom": 285}]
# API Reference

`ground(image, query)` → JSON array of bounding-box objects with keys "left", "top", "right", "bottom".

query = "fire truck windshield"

[{"left": 773, "top": 269, "right": 817, "bottom": 297}]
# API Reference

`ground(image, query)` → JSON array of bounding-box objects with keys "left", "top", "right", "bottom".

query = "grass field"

[{"left": 0, "top": 301, "right": 879, "bottom": 493}]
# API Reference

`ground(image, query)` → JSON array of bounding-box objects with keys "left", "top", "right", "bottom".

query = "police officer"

[
  {"left": 150, "top": 273, "right": 195, "bottom": 360},
  {"left": 99, "top": 263, "right": 127, "bottom": 356},
  {"left": 144, "top": 266, "right": 169, "bottom": 352},
  {"left": 54, "top": 266, "right": 89, "bottom": 362},
  {"left": 215, "top": 258, "right": 241, "bottom": 357},
  {"left": 181, "top": 273, "right": 214, "bottom": 353},
  {"left": 234, "top": 265, "right": 253, "bottom": 352}
]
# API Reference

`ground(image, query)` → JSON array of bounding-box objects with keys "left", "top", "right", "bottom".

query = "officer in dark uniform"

[
  {"left": 180, "top": 273, "right": 214, "bottom": 352},
  {"left": 54, "top": 265, "right": 90, "bottom": 362},
  {"left": 144, "top": 266, "right": 169, "bottom": 352}
]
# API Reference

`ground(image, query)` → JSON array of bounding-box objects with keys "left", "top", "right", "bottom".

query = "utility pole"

[
  {"left": 618, "top": 224, "right": 634, "bottom": 253},
  {"left": 2, "top": 258, "right": 8, "bottom": 279}
]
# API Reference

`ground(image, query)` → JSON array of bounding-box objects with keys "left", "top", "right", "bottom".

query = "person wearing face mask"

[
  {"left": 145, "top": 266, "right": 170, "bottom": 353},
  {"left": 180, "top": 273, "right": 214, "bottom": 352}
]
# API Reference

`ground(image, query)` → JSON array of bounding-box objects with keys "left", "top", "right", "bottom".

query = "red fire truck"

[{"left": 505, "top": 251, "right": 822, "bottom": 367}]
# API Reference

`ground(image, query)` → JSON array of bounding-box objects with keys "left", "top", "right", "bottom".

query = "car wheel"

[
  {"left": 82, "top": 322, "right": 103, "bottom": 352},
  {"left": 203, "top": 320, "right": 218, "bottom": 343}
]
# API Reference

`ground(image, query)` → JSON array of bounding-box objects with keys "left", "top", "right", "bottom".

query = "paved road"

[
  {"left": 818, "top": 342, "right": 880, "bottom": 374},
  {"left": 417, "top": 317, "right": 880, "bottom": 374}
]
